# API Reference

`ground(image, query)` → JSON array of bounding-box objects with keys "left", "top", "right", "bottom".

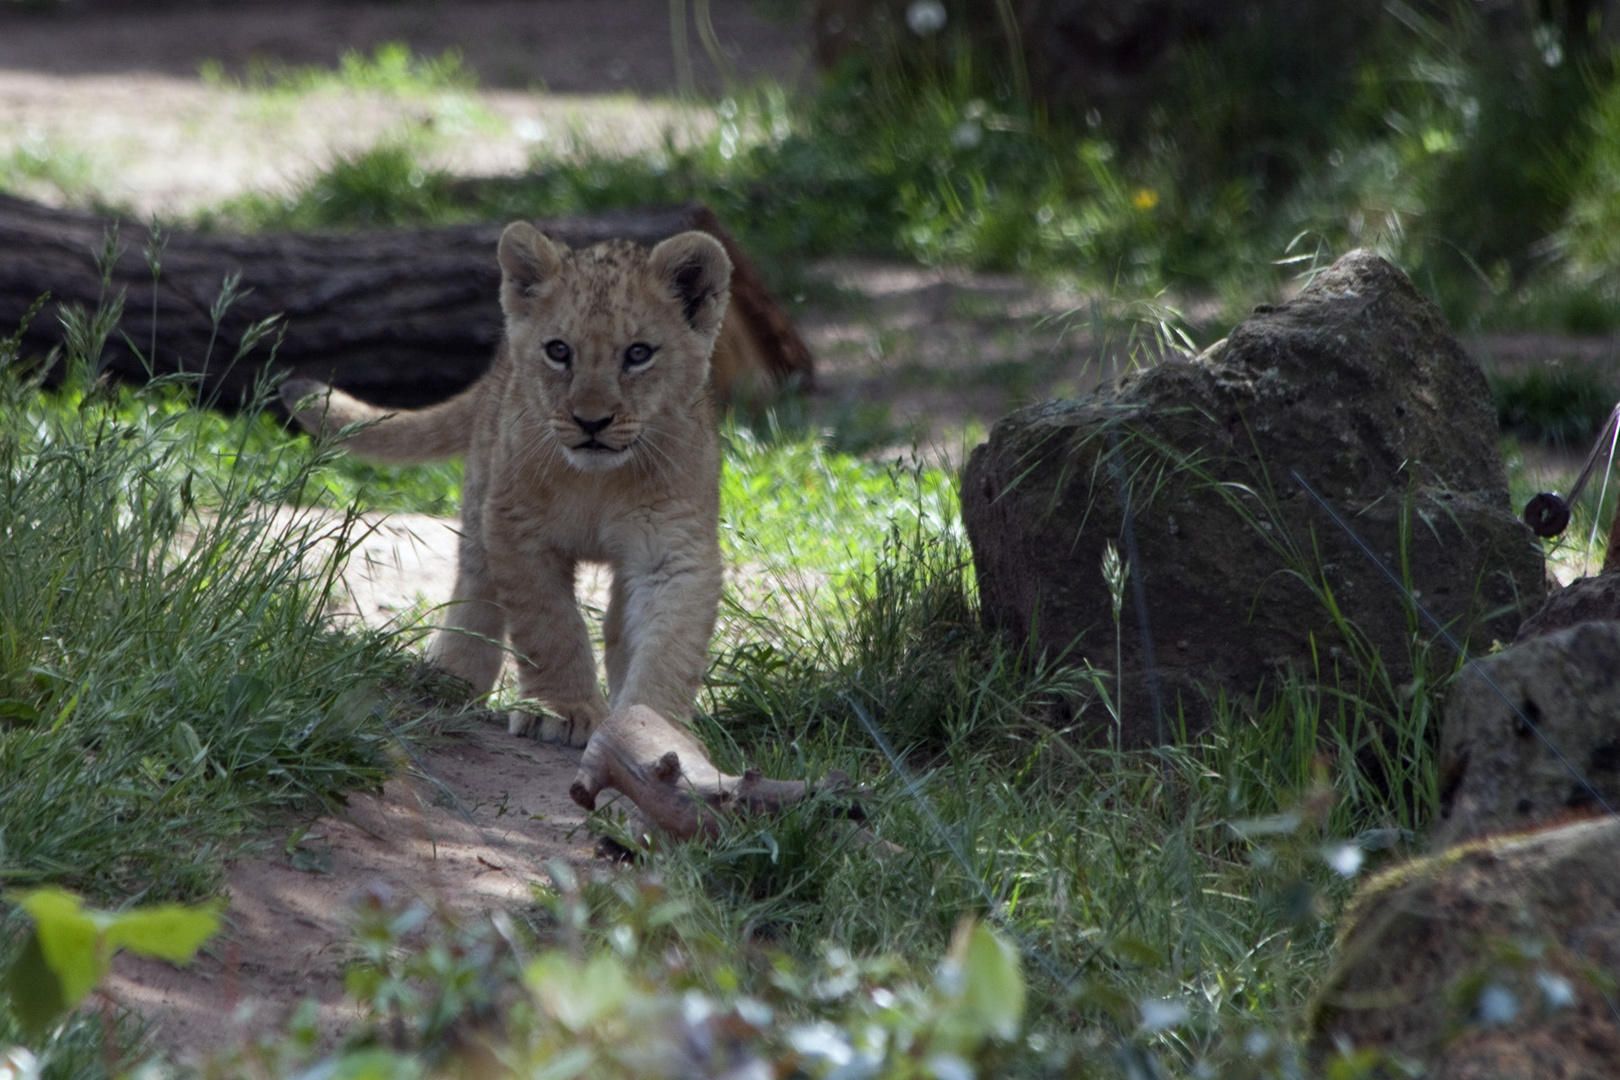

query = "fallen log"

[
  {"left": 0, "top": 193, "right": 813, "bottom": 408},
  {"left": 570, "top": 705, "right": 852, "bottom": 842}
]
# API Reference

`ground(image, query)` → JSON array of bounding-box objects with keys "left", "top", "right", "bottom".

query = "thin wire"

[
  {"left": 1291, "top": 469, "right": 1616, "bottom": 820},
  {"left": 842, "top": 694, "right": 1080, "bottom": 990},
  {"left": 1582, "top": 412, "right": 1620, "bottom": 576},
  {"left": 1560, "top": 402, "right": 1620, "bottom": 509}
]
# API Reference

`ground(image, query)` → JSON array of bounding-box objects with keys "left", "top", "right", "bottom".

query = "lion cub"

[{"left": 282, "top": 222, "right": 732, "bottom": 747}]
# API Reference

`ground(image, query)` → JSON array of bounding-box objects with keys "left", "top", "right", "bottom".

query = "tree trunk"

[{"left": 0, "top": 193, "right": 813, "bottom": 409}]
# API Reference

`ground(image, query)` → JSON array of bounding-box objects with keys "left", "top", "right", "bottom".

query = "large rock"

[
  {"left": 1516, "top": 573, "right": 1620, "bottom": 642},
  {"left": 961, "top": 250, "right": 1546, "bottom": 743},
  {"left": 1309, "top": 817, "right": 1620, "bottom": 1077},
  {"left": 1436, "top": 620, "right": 1620, "bottom": 846}
]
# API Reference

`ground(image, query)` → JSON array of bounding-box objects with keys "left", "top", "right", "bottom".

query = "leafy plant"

[
  {"left": 2, "top": 889, "right": 219, "bottom": 1041},
  {"left": 210, "top": 869, "right": 1029, "bottom": 1080}
]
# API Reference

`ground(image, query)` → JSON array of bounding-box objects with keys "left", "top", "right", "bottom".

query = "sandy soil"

[
  {"left": 798, "top": 258, "right": 1139, "bottom": 457},
  {"left": 105, "top": 722, "right": 596, "bottom": 1058},
  {"left": 0, "top": 68, "right": 729, "bottom": 214}
]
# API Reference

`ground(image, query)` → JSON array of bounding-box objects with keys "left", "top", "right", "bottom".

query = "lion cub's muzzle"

[{"left": 564, "top": 413, "right": 637, "bottom": 466}]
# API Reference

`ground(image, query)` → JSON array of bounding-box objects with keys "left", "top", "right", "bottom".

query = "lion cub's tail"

[{"left": 280, "top": 376, "right": 475, "bottom": 464}]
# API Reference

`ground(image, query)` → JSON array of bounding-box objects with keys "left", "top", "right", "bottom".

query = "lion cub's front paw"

[
  {"left": 507, "top": 707, "right": 598, "bottom": 748},
  {"left": 507, "top": 709, "right": 537, "bottom": 738},
  {"left": 537, "top": 709, "right": 598, "bottom": 748}
]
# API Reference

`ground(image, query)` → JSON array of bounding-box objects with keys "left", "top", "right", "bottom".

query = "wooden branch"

[
  {"left": 569, "top": 706, "right": 849, "bottom": 841},
  {"left": 0, "top": 194, "right": 813, "bottom": 409}
]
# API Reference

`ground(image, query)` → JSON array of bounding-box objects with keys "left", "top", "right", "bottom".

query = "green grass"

[
  {"left": 2, "top": 319, "right": 1594, "bottom": 1076},
  {"left": 0, "top": 136, "right": 102, "bottom": 208},
  {"left": 0, "top": 370, "right": 399, "bottom": 901},
  {"left": 0, "top": 290, "right": 479, "bottom": 1074},
  {"left": 199, "top": 42, "right": 475, "bottom": 98},
  {"left": 76, "top": 379, "right": 464, "bottom": 516}
]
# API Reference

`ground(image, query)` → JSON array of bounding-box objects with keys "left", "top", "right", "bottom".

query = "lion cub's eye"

[
  {"left": 543, "top": 339, "right": 572, "bottom": 367},
  {"left": 623, "top": 342, "right": 657, "bottom": 369}
]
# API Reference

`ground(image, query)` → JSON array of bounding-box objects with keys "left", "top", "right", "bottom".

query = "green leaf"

[
  {"left": 527, "top": 952, "right": 632, "bottom": 1032},
  {"left": 104, "top": 902, "right": 222, "bottom": 963},
  {"left": 1110, "top": 935, "right": 1166, "bottom": 968},
  {"left": 1227, "top": 811, "right": 1303, "bottom": 839},
  {"left": 1, "top": 930, "right": 68, "bottom": 1040},
  {"left": 224, "top": 672, "right": 272, "bottom": 723},
  {"left": 168, "top": 720, "right": 206, "bottom": 766},
  {"left": 959, "top": 922, "right": 1024, "bottom": 1041},
  {"left": 531, "top": 1045, "right": 595, "bottom": 1080},
  {"left": 8, "top": 887, "right": 223, "bottom": 1026},
  {"left": 14, "top": 888, "right": 104, "bottom": 1007},
  {"left": 0, "top": 698, "right": 40, "bottom": 724},
  {"left": 324, "top": 1048, "right": 423, "bottom": 1080}
]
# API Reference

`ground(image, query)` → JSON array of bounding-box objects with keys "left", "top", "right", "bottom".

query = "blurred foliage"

[
  {"left": 203, "top": 7, "right": 1620, "bottom": 344},
  {"left": 1492, "top": 361, "right": 1620, "bottom": 447}
]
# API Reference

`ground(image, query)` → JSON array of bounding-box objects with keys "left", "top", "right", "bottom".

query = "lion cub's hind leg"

[{"left": 425, "top": 461, "right": 508, "bottom": 697}]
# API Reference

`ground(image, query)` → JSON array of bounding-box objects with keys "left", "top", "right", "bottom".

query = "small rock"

[
  {"left": 1309, "top": 817, "right": 1620, "bottom": 1078},
  {"left": 1436, "top": 620, "right": 1620, "bottom": 846}
]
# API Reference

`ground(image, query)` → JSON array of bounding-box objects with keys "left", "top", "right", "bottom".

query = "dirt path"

[
  {"left": 107, "top": 723, "right": 595, "bottom": 1059},
  {"left": 0, "top": 0, "right": 804, "bottom": 92},
  {"left": 105, "top": 513, "right": 615, "bottom": 1060}
]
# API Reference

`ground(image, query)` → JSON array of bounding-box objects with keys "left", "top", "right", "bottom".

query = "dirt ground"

[{"left": 2, "top": 0, "right": 1615, "bottom": 1064}]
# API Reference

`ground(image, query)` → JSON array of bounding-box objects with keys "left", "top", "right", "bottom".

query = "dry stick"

[{"left": 569, "top": 705, "right": 850, "bottom": 841}]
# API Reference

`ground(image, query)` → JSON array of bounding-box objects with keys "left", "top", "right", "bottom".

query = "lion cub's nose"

[{"left": 573, "top": 414, "right": 614, "bottom": 436}]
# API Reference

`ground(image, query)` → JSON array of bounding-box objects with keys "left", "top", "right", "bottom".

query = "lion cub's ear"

[
  {"left": 497, "top": 222, "right": 566, "bottom": 318},
  {"left": 648, "top": 231, "right": 733, "bottom": 338}
]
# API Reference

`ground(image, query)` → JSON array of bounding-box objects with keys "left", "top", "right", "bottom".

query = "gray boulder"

[
  {"left": 1309, "top": 817, "right": 1620, "bottom": 1077},
  {"left": 961, "top": 250, "right": 1546, "bottom": 744},
  {"left": 1436, "top": 620, "right": 1620, "bottom": 846}
]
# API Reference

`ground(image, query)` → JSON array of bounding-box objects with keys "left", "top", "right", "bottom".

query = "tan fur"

[{"left": 283, "top": 222, "right": 732, "bottom": 747}]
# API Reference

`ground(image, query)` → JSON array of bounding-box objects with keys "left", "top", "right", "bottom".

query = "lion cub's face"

[{"left": 495, "top": 222, "right": 733, "bottom": 473}]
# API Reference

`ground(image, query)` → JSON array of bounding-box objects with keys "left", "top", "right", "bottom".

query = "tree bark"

[{"left": 0, "top": 193, "right": 813, "bottom": 409}]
